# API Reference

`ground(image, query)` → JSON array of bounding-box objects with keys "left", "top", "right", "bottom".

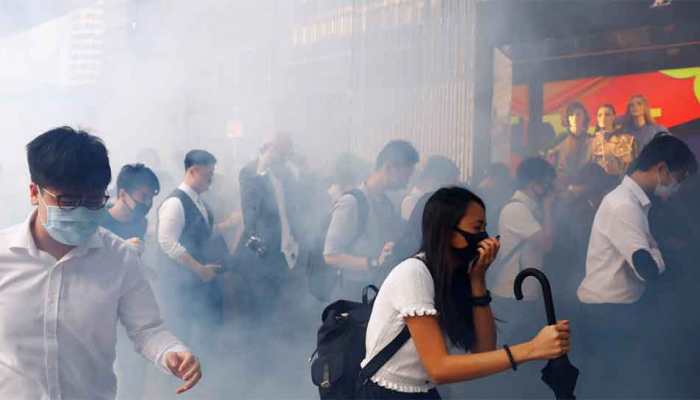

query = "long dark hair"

[{"left": 419, "top": 187, "right": 485, "bottom": 350}]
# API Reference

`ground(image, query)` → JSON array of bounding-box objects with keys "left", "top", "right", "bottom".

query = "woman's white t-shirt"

[{"left": 360, "top": 257, "right": 438, "bottom": 393}]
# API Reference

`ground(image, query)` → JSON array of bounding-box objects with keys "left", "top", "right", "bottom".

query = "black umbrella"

[{"left": 514, "top": 268, "right": 579, "bottom": 400}]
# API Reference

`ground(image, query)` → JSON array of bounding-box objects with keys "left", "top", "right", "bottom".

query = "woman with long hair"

[
  {"left": 590, "top": 104, "right": 639, "bottom": 175},
  {"left": 622, "top": 95, "right": 666, "bottom": 147},
  {"left": 358, "top": 187, "right": 570, "bottom": 399}
]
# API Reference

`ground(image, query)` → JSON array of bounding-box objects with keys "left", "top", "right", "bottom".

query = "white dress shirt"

[
  {"left": 0, "top": 213, "right": 188, "bottom": 400},
  {"left": 158, "top": 183, "right": 210, "bottom": 260},
  {"left": 489, "top": 190, "right": 543, "bottom": 300},
  {"left": 578, "top": 176, "right": 666, "bottom": 304},
  {"left": 267, "top": 171, "right": 299, "bottom": 269}
]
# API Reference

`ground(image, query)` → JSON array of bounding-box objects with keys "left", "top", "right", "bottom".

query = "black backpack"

[
  {"left": 306, "top": 189, "right": 370, "bottom": 301},
  {"left": 310, "top": 285, "right": 410, "bottom": 400}
]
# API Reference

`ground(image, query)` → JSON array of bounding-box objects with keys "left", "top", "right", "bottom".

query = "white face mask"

[
  {"left": 38, "top": 194, "right": 101, "bottom": 246},
  {"left": 654, "top": 170, "right": 680, "bottom": 198}
]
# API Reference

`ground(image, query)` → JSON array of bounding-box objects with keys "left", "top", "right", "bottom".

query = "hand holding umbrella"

[{"left": 514, "top": 268, "right": 580, "bottom": 400}]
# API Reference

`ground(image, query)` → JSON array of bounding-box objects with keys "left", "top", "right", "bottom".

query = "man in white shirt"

[
  {"left": 324, "top": 140, "right": 419, "bottom": 300},
  {"left": 158, "top": 150, "right": 238, "bottom": 347},
  {"left": 490, "top": 158, "right": 556, "bottom": 301},
  {"left": 0, "top": 127, "right": 201, "bottom": 400},
  {"left": 576, "top": 135, "right": 697, "bottom": 397},
  {"left": 486, "top": 157, "right": 557, "bottom": 398}
]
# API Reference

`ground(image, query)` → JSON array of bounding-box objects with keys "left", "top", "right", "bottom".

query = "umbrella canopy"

[{"left": 514, "top": 268, "right": 580, "bottom": 400}]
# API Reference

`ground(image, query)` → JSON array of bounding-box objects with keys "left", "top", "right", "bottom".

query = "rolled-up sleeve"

[
  {"left": 118, "top": 252, "right": 189, "bottom": 373},
  {"left": 157, "top": 197, "right": 187, "bottom": 260},
  {"left": 323, "top": 194, "right": 360, "bottom": 256},
  {"left": 607, "top": 203, "right": 665, "bottom": 281}
]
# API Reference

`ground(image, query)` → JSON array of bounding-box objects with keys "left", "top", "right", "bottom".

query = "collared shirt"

[
  {"left": 158, "top": 183, "right": 210, "bottom": 260},
  {"left": 266, "top": 170, "right": 299, "bottom": 270},
  {"left": 578, "top": 176, "right": 665, "bottom": 304},
  {"left": 0, "top": 213, "right": 187, "bottom": 400},
  {"left": 489, "top": 190, "right": 543, "bottom": 300}
]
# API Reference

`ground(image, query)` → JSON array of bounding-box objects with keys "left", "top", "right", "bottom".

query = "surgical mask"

[
  {"left": 38, "top": 195, "right": 101, "bottom": 246},
  {"left": 654, "top": 170, "right": 680, "bottom": 198}
]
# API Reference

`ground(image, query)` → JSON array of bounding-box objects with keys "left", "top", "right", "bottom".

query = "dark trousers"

[
  {"left": 159, "top": 263, "right": 223, "bottom": 352},
  {"left": 357, "top": 381, "right": 441, "bottom": 400},
  {"left": 577, "top": 302, "right": 659, "bottom": 398}
]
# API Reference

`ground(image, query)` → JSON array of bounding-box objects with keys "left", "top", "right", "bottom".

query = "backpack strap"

[
  {"left": 346, "top": 188, "right": 370, "bottom": 246},
  {"left": 495, "top": 198, "right": 537, "bottom": 270},
  {"left": 357, "top": 326, "right": 411, "bottom": 386}
]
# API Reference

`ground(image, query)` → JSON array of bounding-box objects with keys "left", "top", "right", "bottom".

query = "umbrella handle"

[{"left": 514, "top": 268, "right": 557, "bottom": 325}]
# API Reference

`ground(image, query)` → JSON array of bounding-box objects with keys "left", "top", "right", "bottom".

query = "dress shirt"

[
  {"left": 0, "top": 213, "right": 188, "bottom": 400},
  {"left": 578, "top": 176, "right": 666, "bottom": 304},
  {"left": 158, "top": 183, "right": 210, "bottom": 260},
  {"left": 267, "top": 171, "right": 299, "bottom": 269}
]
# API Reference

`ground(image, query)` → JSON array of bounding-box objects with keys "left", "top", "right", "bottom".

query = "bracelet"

[
  {"left": 468, "top": 290, "right": 492, "bottom": 306},
  {"left": 503, "top": 345, "right": 518, "bottom": 371}
]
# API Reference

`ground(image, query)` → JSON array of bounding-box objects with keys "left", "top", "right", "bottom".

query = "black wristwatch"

[{"left": 469, "top": 290, "right": 492, "bottom": 306}]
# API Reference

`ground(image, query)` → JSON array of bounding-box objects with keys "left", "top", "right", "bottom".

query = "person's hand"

[
  {"left": 165, "top": 351, "right": 202, "bottom": 395},
  {"left": 197, "top": 264, "right": 221, "bottom": 282},
  {"left": 469, "top": 237, "right": 500, "bottom": 280},
  {"left": 527, "top": 320, "right": 570, "bottom": 361},
  {"left": 125, "top": 237, "right": 145, "bottom": 255},
  {"left": 377, "top": 242, "right": 395, "bottom": 266}
]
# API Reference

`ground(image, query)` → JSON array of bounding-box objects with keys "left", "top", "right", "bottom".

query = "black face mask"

[
  {"left": 131, "top": 202, "right": 152, "bottom": 220},
  {"left": 127, "top": 194, "right": 152, "bottom": 220},
  {"left": 452, "top": 230, "right": 489, "bottom": 267}
]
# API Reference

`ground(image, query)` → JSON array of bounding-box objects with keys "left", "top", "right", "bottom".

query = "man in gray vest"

[{"left": 157, "top": 150, "right": 236, "bottom": 349}]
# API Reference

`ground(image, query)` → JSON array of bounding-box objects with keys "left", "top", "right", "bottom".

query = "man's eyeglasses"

[{"left": 41, "top": 188, "right": 109, "bottom": 211}]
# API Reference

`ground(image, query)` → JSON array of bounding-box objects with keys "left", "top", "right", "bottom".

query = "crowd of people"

[
  {"left": 0, "top": 98, "right": 698, "bottom": 399},
  {"left": 545, "top": 94, "right": 665, "bottom": 181}
]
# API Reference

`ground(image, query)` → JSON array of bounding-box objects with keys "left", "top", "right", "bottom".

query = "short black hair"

[
  {"left": 630, "top": 135, "right": 697, "bottom": 175},
  {"left": 117, "top": 163, "right": 160, "bottom": 194},
  {"left": 418, "top": 155, "right": 460, "bottom": 185},
  {"left": 516, "top": 157, "right": 556, "bottom": 189},
  {"left": 184, "top": 150, "right": 217, "bottom": 170},
  {"left": 375, "top": 140, "right": 419, "bottom": 170},
  {"left": 27, "top": 126, "right": 111, "bottom": 192}
]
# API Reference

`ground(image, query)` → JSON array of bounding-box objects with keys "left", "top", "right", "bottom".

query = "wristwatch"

[{"left": 367, "top": 258, "right": 380, "bottom": 268}]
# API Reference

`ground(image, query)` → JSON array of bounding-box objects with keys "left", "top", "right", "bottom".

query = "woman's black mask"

[{"left": 452, "top": 229, "right": 489, "bottom": 268}]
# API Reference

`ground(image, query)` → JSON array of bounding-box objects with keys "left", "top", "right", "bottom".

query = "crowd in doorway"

[{"left": 1, "top": 91, "right": 699, "bottom": 399}]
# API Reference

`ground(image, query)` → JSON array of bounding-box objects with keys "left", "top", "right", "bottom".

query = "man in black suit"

[{"left": 238, "top": 133, "right": 308, "bottom": 317}]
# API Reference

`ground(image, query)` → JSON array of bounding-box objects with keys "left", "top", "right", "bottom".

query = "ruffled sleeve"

[{"left": 384, "top": 257, "right": 437, "bottom": 319}]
